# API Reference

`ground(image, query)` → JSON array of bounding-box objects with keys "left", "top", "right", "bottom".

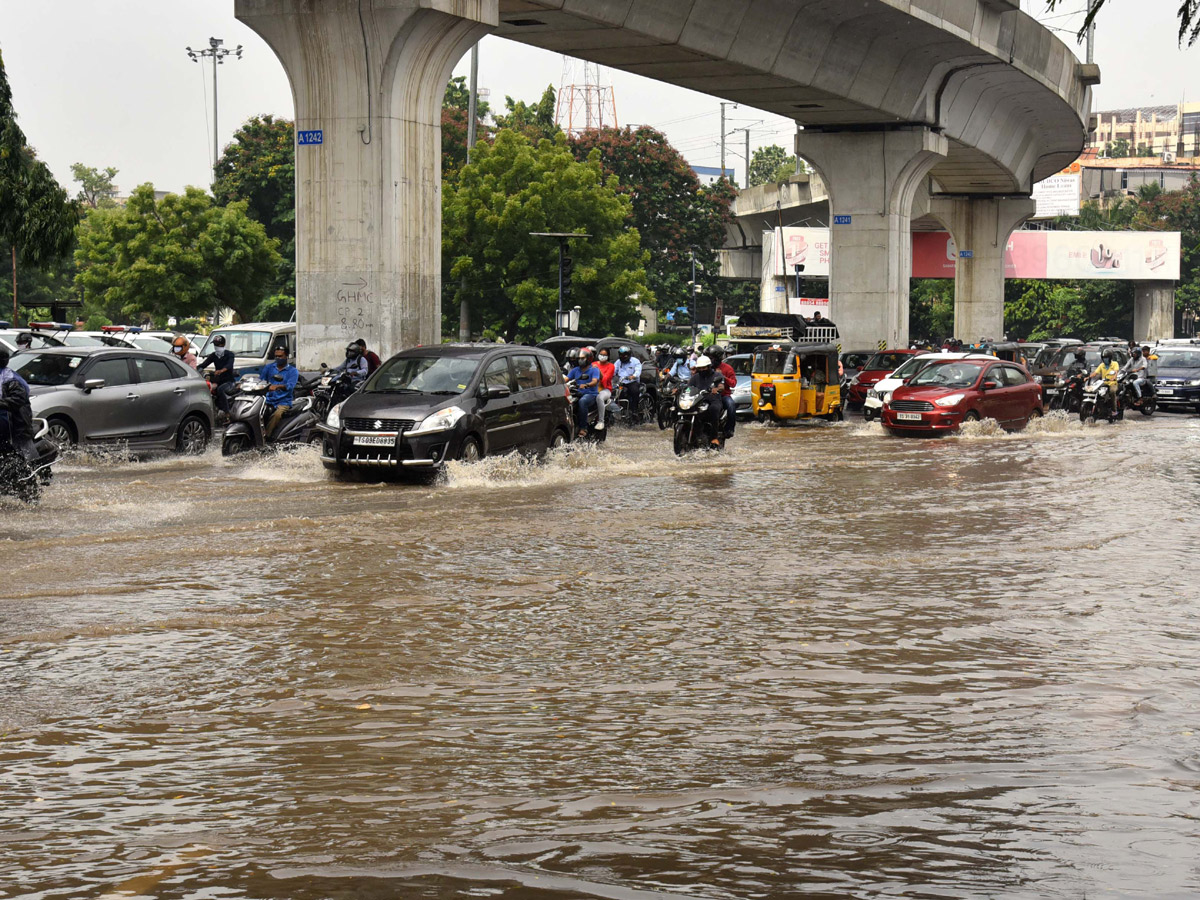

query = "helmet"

[
  {"left": 1101, "top": 349, "right": 1113, "bottom": 363},
  {"left": 694, "top": 354, "right": 712, "bottom": 369},
  {"left": 578, "top": 347, "right": 594, "bottom": 365},
  {"left": 171, "top": 336, "right": 189, "bottom": 356},
  {"left": 1132, "top": 347, "right": 1142, "bottom": 358},
  {"left": 213, "top": 334, "right": 226, "bottom": 347},
  {"left": 345, "top": 342, "right": 362, "bottom": 360},
  {"left": 1074, "top": 349, "right": 1087, "bottom": 362},
  {"left": 0, "top": 348, "right": 10, "bottom": 369},
  {"left": 618, "top": 345, "right": 631, "bottom": 358},
  {"left": 15, "top": 332, "right": 31, "bottom": 347},
  {"left": 674, "top": 346, "right": 687, "bottom": 359},
  {"left": 707, "top": 346, "right": 724, "bottom": 363},
  {"left": 564, "top": 347, "right": 580, "bottom": 365}
]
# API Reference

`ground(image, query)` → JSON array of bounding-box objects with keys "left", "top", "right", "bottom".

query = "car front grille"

[
  {"left": 1040, "top": 375, "right": 1058, "bottom": 385},
  {"left": 344, "top": 418, "right": 415, "bottom": 433},
  {"left": 1157, "top": 379, "right": 1186, "bottom": 388},
  {"left": 890, "top": 400, "right": 934, "bottom": 412}
]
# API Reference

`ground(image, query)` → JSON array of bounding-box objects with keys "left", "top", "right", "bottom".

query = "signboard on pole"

[
  {"left": 788, "top": 297, "right": 830, "bottom": 319},
  {"left": 773, "top": 228, "right": 831, "bottom": 278},
  {"left": 1031, "top": 172, "right": 1082, "bottom": 218}
]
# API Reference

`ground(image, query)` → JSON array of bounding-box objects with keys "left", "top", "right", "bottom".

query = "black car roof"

[{"left": 395, "top": 343, "right": 552, "bottom": 359}]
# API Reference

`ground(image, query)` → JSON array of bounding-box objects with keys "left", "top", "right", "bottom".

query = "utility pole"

[
  {"left": 461, "top": 42, "right": 480, "bottom": 341},
  {"left": 186, "top": 37, "right": 243, "bottom": 182},
  {"left": 531, "top": 232, "right": 590, "bottom": 335},
  {"left": 719, "top": 101, "right": 738, "bottom": 179},
  {"left": 690, "top": 248, "right": 697, "bottom": 345},
  {"left": 743, "top": 127, "right": 751, "bottom": 188},
  {"left": 1085, "top": 0, "right": 1097, "bottom": 64}
]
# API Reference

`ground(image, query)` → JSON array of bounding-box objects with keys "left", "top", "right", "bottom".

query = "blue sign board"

[
  {"left": 297, "top": 130, "right": 324, "bottom": 146},
  {"left": 959, "top": 250, "right": 975, "bottom": 259},
  {"left": 833, "top": 214, "right": 852, "bottom": 225},
  {"left": 665, "top": 312, "right": 675, "bottom": 322}
]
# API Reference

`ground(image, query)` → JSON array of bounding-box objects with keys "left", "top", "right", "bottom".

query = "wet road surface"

[{"left": 2, "top": 413, "right": 1200, "bottom": 899}]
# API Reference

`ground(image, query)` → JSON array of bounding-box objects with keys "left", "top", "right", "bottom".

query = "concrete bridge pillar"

[
  {"left": 1134, "top": 281, "right": 1175, "bottom": 343},
  {"left": 929, "top": 196, "right": 1036, "bottom": 343},
  {"left": 235, "top": 0, "right": 495, "bottom": 368},
  {"left": 796, "top": 127, "right": 946, "bottom": 349}
]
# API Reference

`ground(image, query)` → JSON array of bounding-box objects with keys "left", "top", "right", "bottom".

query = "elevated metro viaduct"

[{"left": 235, "top": 0, "right": 1098, "bottom": 367}]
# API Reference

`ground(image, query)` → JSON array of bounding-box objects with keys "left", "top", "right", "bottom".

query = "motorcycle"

[
  {"left": 0, "top": 417, "right": 58, "bottom": 504},
  {"left": 672, "top": 385, "right": 730, "bottom": 455},
  {"left": 221, "top": 373, "right": 321, "bottom": 455},
  {"left": 309, "top": 366, "right": 361, "bottom": 419},
  {"left": 1049, "top": 368, "right": 1088, "bottom": 413},
  {"left": 1119, "top": 371, "right": 1156, "bottom": 416},
  {"left": 612, "top": 381, "right": 655, "bottom": 427},
  {"left": 1079, "top": 375, "right": 1119, "bottom": 423},
  {"left": 657, "top": 376, "right": 682, "bottom": 430},
  {"left": 567, "top": 383, "right": 613, "bottom": 442}
]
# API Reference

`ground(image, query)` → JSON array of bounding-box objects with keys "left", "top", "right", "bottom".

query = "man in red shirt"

[
  {"left": 708, "top": 345, "right": 738, "bottom": 438},
  {"left": 594, "top": 348, "right": 615, "bottom": 430},
  {"left": 355, "top": 338, "right": 382, "bottom": 375}
]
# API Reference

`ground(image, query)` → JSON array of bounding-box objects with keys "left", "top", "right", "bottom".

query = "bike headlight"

[
  {"left": 678, "top": 393, "right": 698, "bottom": 410},
  {"left": 410, "top": 405, "right": 465, "bottom": 436},
  {"left": 934, "top": 393, "right": 966, "bottom": 408},
  {"left": 326, "top": 401, "right": 344, "bottom": 428}
]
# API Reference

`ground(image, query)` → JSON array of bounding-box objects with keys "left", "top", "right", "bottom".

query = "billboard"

[
  {"left": 775, "top": 228, "right": 831, "bottom": 278},
  {"left": 778, "top": 227, "right": 1181, "bottom": 281},
  {"left": 788, "top": 297, "right": 830, "bottom": 318},
  {"left": 1031, "top": 173, "right": 1082, "bottom": 218}
]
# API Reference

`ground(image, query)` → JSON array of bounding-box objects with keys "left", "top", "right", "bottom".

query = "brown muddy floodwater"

[{"left": 2, "top": 413, "right": 1200, "bottom": 899}]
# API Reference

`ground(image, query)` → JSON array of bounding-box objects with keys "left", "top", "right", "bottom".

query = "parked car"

[
  {"left": 1150, "top": 340, "right": 1200, "bottom": 412},
  {"left": 845, "top": 349, "right": 919, "bottom": 409},
  {"left": 881, "top": 358, "right": 1043, "bottom": 434},
  {"left": 1034, "top": 343, "right": 1129, "bottom": 405},
  {"left": 862, "top": 352, "right": 994, "bottom": 421},
  {"left": 198, "top": 322, "right": 296, "bottom": 375},
  {"left": 10, "top": 347, "right": 215, "bottom": 453},
  {"left": 726, "top": 353, "right": 754, "bottom": 418},
  {"left": 318, "top": 343, "right": 572, "bottom": 473},
  {"left": 0, "top": 330, "right": 57, "bottom": 354}
]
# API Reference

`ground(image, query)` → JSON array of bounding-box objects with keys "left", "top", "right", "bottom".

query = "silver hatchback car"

[{"left": 11, "top": 347, "right": 215, "bottom": 453}]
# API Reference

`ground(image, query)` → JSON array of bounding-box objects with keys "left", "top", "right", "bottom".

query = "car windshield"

[
  {"left": 131, "top": 336, "right": 173, "bottom": 352},
  {"left": 201, "top": 330, "right": 272, "bottom": 358},
  {"left": 890, "top": 356, "right": 934, "bottom": 380},
  {"left": 1, "top": 332, "right": 55, "bottom": 349},
  {"left": 1156, "top": 348, "right": 1200, "bottom": 367},
  {"left": 752, "top": 349, "right": 792, "bottom": 375},
  {"left": 368, "top": 355, "right": 479, "bottom": 394},
  {"left": 1032, "top": 346, "right": 1069, "bottom": 368},
  {"left": 13, "top": 352, "right": 86, "bottom": 385},
  {"left": 910, "top": 361, "right": 985, "bottom": 388},
  {"left": 842, "top": 353, "right": 873, "bottom": 370},
  {"left": 864, "top": 352, "right": 911, "bottom": 371},
  {"left": 61, "top": 334, "right": 106, "bottom": 347},
  {"left": 727, "top": 355, "right": 753, "bottom": 376},
  {"left": 1053, "top": 348, "right": 1111, "bottom": 368}
]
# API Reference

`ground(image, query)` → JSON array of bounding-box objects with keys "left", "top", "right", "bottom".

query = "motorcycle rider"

[
  {"left": 260, "top": 345, "right": 299, "bottom": 439},
  {"left": 0, "top": 348, "right": 36, "bottom": 462},
  {"left": 354, "top": 338, "right": 382, "bottom": 375},
  {"left": 1121, "top": 346, "right": 1149, "bottom": 406},
  {"left": 170, "top": 335, "right": 197, "bottom": 368},
  {"left": 687, "top": 354, "right": 726, "bottom": 448},
  {"left": 594, "top": 348, "right": 614, "bottom": 431},
  {"left": 331, "top": 341, "right": 370, "bottom": 384},
  {"left": 654, "top": 343, "right": 672, "bottom": 372},
  {"left": 613, "top": 346, "right": 643, "bottom": 422},
  {"left": 666, "top": 346, "right": 692, "bottom": 382},
  {"left": 1143, "top": 345, "right": 1158, "bottom": 380},
  {"left": 567, "top": 347, "right": 601, "bottom": 438},
  {"left": 1093, "top": 348, "right": 1121, "bottom": 410},
  {"left": 196, "top": 334, "right": 238, "bottom": 414},
  {"left": 707, "top": 345, "right": 738, "bottom": 438}
]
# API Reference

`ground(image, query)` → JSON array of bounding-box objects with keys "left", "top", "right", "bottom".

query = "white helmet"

[{"left": 695, "top": 355, "right": 712, "bottom": 368}]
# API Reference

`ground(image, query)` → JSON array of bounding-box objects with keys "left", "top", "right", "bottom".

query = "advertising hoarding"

[{"left": 1031, "top": 173, "right": 1082, "bottom": 218}]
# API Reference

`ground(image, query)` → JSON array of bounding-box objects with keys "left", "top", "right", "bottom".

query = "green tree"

[
  {"left": 213, "top": 114, "right": 295, "bottom": 298},
  {"left": 75, "top": 184, "right": 281, "bottom": 325},
  {"left": 70, "top": 163, "right": 119, "bottom": 208},
  {"left": 493, "top": 85, "right": 559, "bottom": 143},
  {"left": 1046, "top": 0, "right": 1198, "bottom": 46},
  {"left": 748, "top": 144, "right": 803, "bottom": 186},
  {"left": 567, "top": 126, "right": 733, "bottom": 325},
  {"left": 442, "top": 75, "right": 491, "bottom": 180},
  {"left": 909, "top": 279, "right": 955, "bottom": 341},
  {"left": 443, "top": 129, "right": 652, "bottom": 342}
]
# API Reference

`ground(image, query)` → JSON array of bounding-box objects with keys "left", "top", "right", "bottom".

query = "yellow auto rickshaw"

[{"left": 751, "top": 342, "right": 843, "bottom": 422}]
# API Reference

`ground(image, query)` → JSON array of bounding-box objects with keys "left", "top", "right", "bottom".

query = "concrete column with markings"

[{"left": 1134, "top": 281, "right": 1175, "bottom": 343}]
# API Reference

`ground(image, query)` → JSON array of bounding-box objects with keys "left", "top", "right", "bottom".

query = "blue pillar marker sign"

[
  {"left": 833, "top": 214, "right": 852, "bottom": 225},
  {"left": 959, "top": 250, "right": 974, "bottom": 258},
  {"left": 297, "top": 130, "right": 324, "bottom": 146}
]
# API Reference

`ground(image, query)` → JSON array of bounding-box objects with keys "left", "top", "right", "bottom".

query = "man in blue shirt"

[
  {"left": 0, "top": 348, "right": 36, "bottom": 461},
  {"left": 331, "top": 342, "right": 369, "bottom": 384},
  {"left": 196, "top": 334, "right": 238, "bottom": 413},
  {"left": 260, "top": 345, "right": 299, "bottom": 438},
  {"left": 612, "top": 346, "right": 643, "bottom": 423},
  {"left": 566, "top": 347, "right": 601, "bottom": 437}
]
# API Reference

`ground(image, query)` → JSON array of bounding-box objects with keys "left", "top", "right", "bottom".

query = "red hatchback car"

[
  {"left": 881, "top": 358, "right": 1044, "bottom": 435},
  {"left": 846, "top": 349, "right": 919, "bottom": 409}
]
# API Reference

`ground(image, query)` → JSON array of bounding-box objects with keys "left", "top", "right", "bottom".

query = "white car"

[{"left": 863, "top": 352, "right": 995, "bottom": 421}]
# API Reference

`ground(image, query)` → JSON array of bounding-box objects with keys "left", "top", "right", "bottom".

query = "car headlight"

[
  {"left": 409, "top": 405, "right": 465, "bottom": 436},
  {"left": 867, "top": 388, "right": 879, "bottom": 399},
  {"left": 934, "top": 393, "right": 966, "bottom": 408},
  {"left": 1189, "top": 379, "right": 1200, "bottom": 387},
  {"left": 678, "top": 393, "right": 698, "bottom": 410},
  {"left": 326, "top": 401, "right": 344, "bottom": 428},
  {"left": 883, "top": 391, "right": 894, "bottom": 405}
]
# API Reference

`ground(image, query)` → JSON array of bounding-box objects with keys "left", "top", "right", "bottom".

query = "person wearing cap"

[
  {"left": 196, "top": 334, "right": 238, "bottom": 413},
  {"left": 687, "top": 354, "right": 726, "bottom": 448},
  {"left": 0, "top": 347, "right": 36, "bottom": 462},
  {"left": 613, "top": 346, "right": 642, "bottom": 423}
]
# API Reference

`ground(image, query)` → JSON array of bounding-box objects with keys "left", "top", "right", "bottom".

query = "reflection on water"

[{"left": 3, "top": 414, "right": 1200, "bottom": 898}]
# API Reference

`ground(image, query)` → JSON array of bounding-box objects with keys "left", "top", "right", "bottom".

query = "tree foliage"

[
  {"left": 443, "top": 129, "right": 652, "bottom": 342},
  {"left": 70, "top": 163, "right": 118, "bottom": 208},
  {"left": 748, "top": 144, "right": 804, "bottom": 186},
  {"left": 213, "top": 114, "right": 295, "bottom": 297},
  {"left": 493, "top": 86, "right": 559, "bottom": 143},
  {"left": 442, "top": 75, "right": 491, "bottom": 180},
  {"left": 1046, "top": 0, "right": 1199, "bottom": 46},
  {"left": 75, "top": 184, "right": 281, "bottom": 325},
  {"left": 567, "top": 126, "right": 734, "bottom": 326}
]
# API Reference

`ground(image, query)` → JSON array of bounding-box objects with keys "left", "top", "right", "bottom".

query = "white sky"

[{"left": 0, "top": 0, "right": 1194, "bottom": 196}]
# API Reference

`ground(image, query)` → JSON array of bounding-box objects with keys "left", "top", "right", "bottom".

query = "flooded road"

[{"left": 3, "top": 413, "right": 1200, "bottom": 899}]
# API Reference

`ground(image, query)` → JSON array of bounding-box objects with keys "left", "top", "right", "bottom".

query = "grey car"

[{"left": 11, "top": 346, "right": 215, "bottom": 453}]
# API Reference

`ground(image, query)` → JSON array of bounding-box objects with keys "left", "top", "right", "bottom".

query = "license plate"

[
  {"left": 353, "top": 435, "right": 394, "bottom": 447},
  {"left": 1158, "top": 388, "right": 1174, "bottom": 395},
  {"left": 897, "top": 412, "right": 923, "bottom": 422}
]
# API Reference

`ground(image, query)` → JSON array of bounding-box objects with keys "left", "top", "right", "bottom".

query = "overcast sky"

[{"left": 0, "top": 0, "right": 1194, "bottom": 197}]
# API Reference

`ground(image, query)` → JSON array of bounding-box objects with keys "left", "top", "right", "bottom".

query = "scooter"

[
  {"left": 1119, "top": 372, "right": 1156, "bottom": 417},
  {"left": 0, "top": 417, "right": 58, "bottom": 504},
  {"left": 657, "top": 376, "right": 682, "bottom": 430},
  {"left": 672, "top": 385, "right": 730, "bottom": 455},
  {"left": 612, "top": 381, "right": 654, "bottom": 426},
  {"left": 221, "top": 373, "right": 320, "bottom": 455},
  {"left": 567, "top": 384, "right": 613, "bottom": 442}
]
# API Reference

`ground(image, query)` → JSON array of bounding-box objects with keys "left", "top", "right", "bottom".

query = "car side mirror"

[
  {"left": 485, "top": 384, "right": 511, "bottom": 400},
  {"left": 982, "top": 380, "right": 999, "bottom": 390},
  {"left": 81, "top": 378, "right": 106, "bottom": 393}
]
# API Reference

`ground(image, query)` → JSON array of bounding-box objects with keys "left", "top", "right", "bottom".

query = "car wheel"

[
  {"left": 963, "top": 411, "right": 981, "bottom": 423},
  {"left": 1029, "top": 406, "right": 1044, "bottom": 419},
  {"left": 176, "top": 415, "right": 209, "bottom": 454},
  {"left": 549, "top": 429, "right": 568, "bottom": 450},
  {"left": 458, "top": 435, "right": 483, "bottom": 462},
  {"left": 46, "top": 417, "right": 76, "bottom": 448}
]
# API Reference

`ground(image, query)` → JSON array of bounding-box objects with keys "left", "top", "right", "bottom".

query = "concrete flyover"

[{"left": 236, "top": 0, "right": 1098, "bottom": 364}]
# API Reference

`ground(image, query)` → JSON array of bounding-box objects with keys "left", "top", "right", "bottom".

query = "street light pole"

[
  {"left": 690, "top": 248, "right": 697, "bottom": 345},
  {"left": 719, "top": 101, "right": 738, "bottom": 179},
  {"left": 531, "top": 232, "right": 591, "bottom": 335},
  {"left": 186, "top": 37, "right": 243, "bottom": 182}
]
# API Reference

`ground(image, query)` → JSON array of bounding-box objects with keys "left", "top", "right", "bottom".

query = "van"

[{"left": 197, "top": 322, "right": 296, "bottom": 376}]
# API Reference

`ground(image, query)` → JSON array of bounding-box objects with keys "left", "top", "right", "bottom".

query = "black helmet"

[
  {"left": 345, "top": 343, "right": 362, "bottom": 360},
  {"left": 15, "top": 332, "right": 32, "bottom": 347},
  {"left": 673, "top": 346, "right": 687, "bottom": 359},
  {"left": 0, "top": 348, "right": 10, "bottom": 368},
  {"left": 1132, "top": 347, "right": 1142, "bottom": 358},
  {"left": 1101, "top": 349, "right": 1113, "bottom": 363},
  {"left": 708, "top": 346, "right": 724, "bottom": 363},
  {"left": 213, "top": 334, "right": 226, "bottom": 347}
]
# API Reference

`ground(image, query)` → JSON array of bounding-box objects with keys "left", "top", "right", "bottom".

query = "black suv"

[
  {"left": 537, "top": 336, "right": 659, "bottom": 393},
  {"left": 318, "top": 344, "right": 572, "bottom": 472},
  {"left": 1151, "top": 341, "right": 1200, "bottom": 411}
]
